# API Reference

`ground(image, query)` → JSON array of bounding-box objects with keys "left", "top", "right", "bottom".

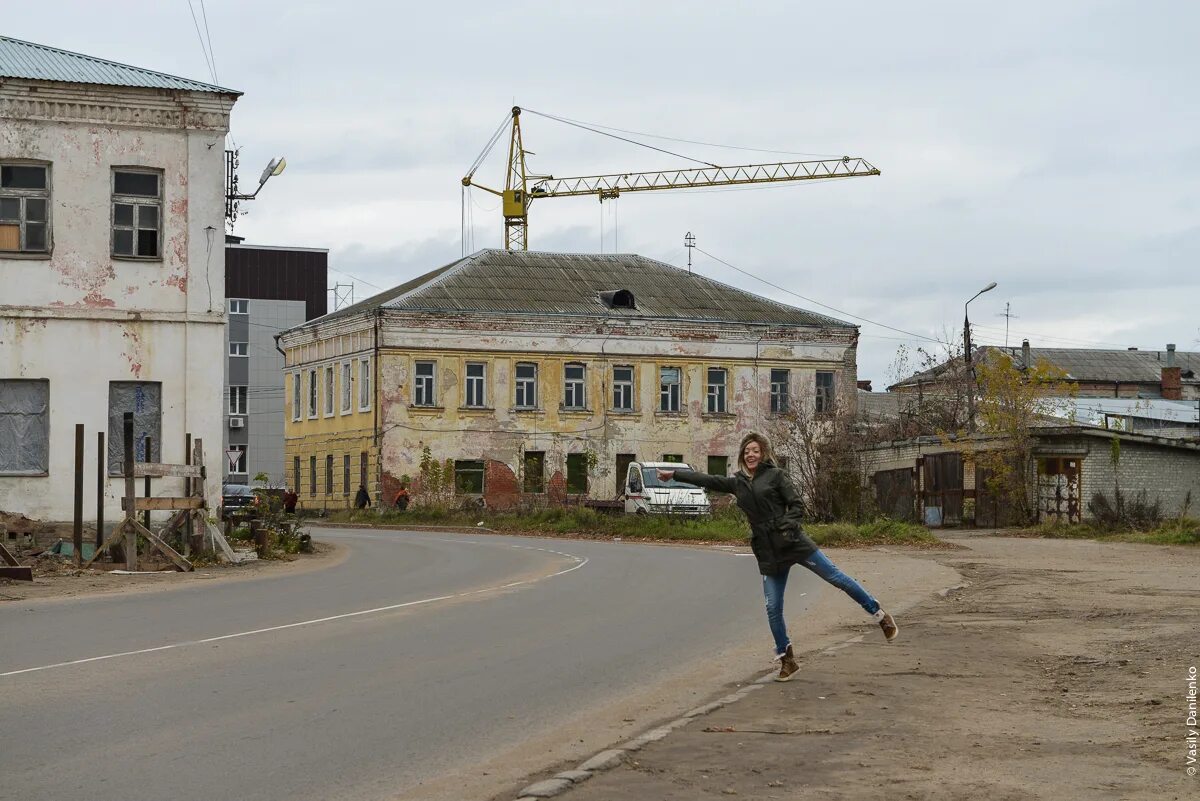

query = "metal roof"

[
  {"left": 0, "top": 36, "right": 240, "bottom": 94},
  {"left": 310, "top": 249, "right": 855, "bottom": 329},
  {"left": 891, "top": 345, "right": 1200, "bottom": 390}
]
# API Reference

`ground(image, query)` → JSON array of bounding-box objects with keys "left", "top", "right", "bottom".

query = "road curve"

[{"left": 0, "top": 528, "right": 814, "bottom": 801}]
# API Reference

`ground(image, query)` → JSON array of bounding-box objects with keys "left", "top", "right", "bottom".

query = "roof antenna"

[
  {"left": 684, "top": 231, "right": 695, "bottom": 273},
  {"left": 996, "top": 301, "right": 1019, "bottom": 348}
]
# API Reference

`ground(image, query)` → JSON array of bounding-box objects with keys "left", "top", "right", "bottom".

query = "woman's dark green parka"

[{"left": 674, "top": 464, "right": 817, "bottom": 576}]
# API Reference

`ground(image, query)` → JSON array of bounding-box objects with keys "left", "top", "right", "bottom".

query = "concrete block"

[
  {"left": 554, "top": 770, "right": 592, "bottom": 784},
  {"left": 578, "top": 749, "right": 625, "bottom": 772},
  {"left": 518, "top": 777, "right": 574, "bottom": 798}
]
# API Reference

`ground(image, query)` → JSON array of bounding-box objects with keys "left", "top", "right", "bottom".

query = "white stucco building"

[{"left": 0, "top": 36, "right": 239, "bottom": 523}]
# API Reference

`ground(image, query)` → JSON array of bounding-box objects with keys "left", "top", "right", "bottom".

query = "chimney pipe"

[
  {"left": 1021, "top": 339, "right": 1031, "bottom": 370},
  {"left": 1162, "top": 343, "right": 1182, "bottom": 400}
]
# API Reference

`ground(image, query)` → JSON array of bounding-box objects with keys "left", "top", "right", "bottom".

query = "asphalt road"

[{"left": 0, "top": 528, "right": 817, "bottom": 801}]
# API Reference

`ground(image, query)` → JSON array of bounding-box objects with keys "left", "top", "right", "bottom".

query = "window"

[
  {"left": 360, "top": 451, "right": 369, "bottom": 488},
  {"left": 229, "top": 342, "right": 248, "bottom": 357},
  {"left": 816, "top": 371, "right": 836, "bottom": 413},
  {"left": 454, "top": 460, "right": 485, "bottom": 494},
  {"left": 465, "top": 362, "right": 486, "bottom": 408},
  {"left": 515, "top": 362, "right": 538, "bottom": 409},
  {"left": 770, "top": 369, "right": 790, "bottom": 414},
  {"left": 0, "top": 379, "right": 49, "bottom": 474},
  {"left": 228, "top": 385, "right": 247, "bottom": 415},
  {"left": 0, "top": 163, "right": 50, "bottom": 253},
  {"left": 228, "top": 299, "right": 248, "bottom": 314},
  {"left": 292, "top": 373, "right": 301, "bottom": 421},
  {"left": 613, "top": 366, "right": 634, "bottom": 411},
  {"left": 325, "top": 455, "right": 334, "bottom": 494},
  {"left": 414, "top": 361, "right": 436, "bottom": 407},
  {"left": 308, "top": 369, "right": 318, "bottom": 418},
  {"left": 324, "top": 366, "right": 335, "bottom": 416},
  {"left": 341, "top": 362, "right": 352, "bottom": 414},
  {"left": 708, "top": 455, "right": 729, "bottom": 480},
  {"left": 662, "top": 453, "right": 684, "bottom": 463},
  {"left": 107, "top": 382, "right": 161, "bottom": 474},
  {"left": 523, "top": 451, "right": 545, "bottom": 493},
  {"left": 566, "top": 453, "right": 589, "bottom": 494},
  {"left": 616, "top": 453, "right": 636, "bottom": 495},
  {"left": 228, "top": 445, "right": 247, "bottom": 475},
  {"left": 659, "top": 366, "right": 681, "bottom": 412},
  {"left": 359, "top": 358, "right": 371, "bottom": 411},
  {"left": 706, "top": 368, "right": 727, "bottom": 414},
  {"left": 309, "top": 455, "right": 317, "bottom": 495},
  {"left": 111, "top": 169, "right": 161, "bottom": 258},
  {"left": 293, "top": 456, "right": 301, "bottom": 492},
  {"left": 564, "top": 363, "right": 586, "bottom": 409},
  {"left": 343, "top": 455, "right": 351, "bottom": 495}
]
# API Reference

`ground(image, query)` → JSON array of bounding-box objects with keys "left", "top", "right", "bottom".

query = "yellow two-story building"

[{"left": 278, "top": 249, "right": 859, "bottom": 510}]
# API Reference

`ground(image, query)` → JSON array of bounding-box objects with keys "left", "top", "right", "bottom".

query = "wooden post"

[
  {"left": 96, "top": 431, "right": 105, "bottom": 547},
  {"left": 73, "top": 424, "right": 84, "bottom": 567},
  {"left": 184, "top": 433, "right": 193, "bottom": 558},
  {"left": 123, "top": 412, "right": 137, "bottom": 571},
  {"left": 143, "top": 435, "right": 153, "bottom": 531}
]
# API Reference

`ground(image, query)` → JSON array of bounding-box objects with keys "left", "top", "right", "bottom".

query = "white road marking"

[{"left": 1, "top": 540, "right": 588, "bottom": 679}]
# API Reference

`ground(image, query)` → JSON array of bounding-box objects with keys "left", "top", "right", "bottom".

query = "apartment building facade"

[{"left": 278, "top": 250, "right": 859, "bottom": 510}]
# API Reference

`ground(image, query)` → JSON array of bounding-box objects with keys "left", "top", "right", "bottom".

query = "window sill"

[
  {"left": 654, "top": 411, "right": 688, "bottom": 418},
  {"left": 559, "top": 407, "right": 594, "bottom": 415},
  {"left": 409, "top": 405, "right": 445, "bottom": 413},
  {"left": 0, "top": 251, "right": 52, "bottom": 260},
  {"left": 512, "top": 406, "right": 543, "bottom": 414},
  {"left": 609, "top": 408, "right": 639, "bottom": 415},
  {"left": 0, "top": 471, "right": 49, "bottom": 478},
  {"left": 112, "top": 255, "right": 163, "bottom": 263},
  {"left": 702, "top": 412, "right": 736, "bottom": 420},
  {"left": 459, "top": 406, "right": 495, "bottom": 413}
]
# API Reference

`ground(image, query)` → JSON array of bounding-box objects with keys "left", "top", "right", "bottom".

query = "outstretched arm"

[{"left": 661, "top": 468, "right": 738, "bottom": 494}]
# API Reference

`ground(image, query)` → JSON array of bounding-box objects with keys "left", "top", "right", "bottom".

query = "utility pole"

[{"left": 964, "top": 282, "right": 998, "bottom": 431}]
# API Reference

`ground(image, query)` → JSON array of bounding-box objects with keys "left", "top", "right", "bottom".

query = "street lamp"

[{"left": 964, "top": 281, "right": 997, "bottom": 431}]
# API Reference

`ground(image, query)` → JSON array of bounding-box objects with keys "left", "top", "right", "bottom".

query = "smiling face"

[{"left": 742, "top": 441, "right": 763, "bottom": 473}]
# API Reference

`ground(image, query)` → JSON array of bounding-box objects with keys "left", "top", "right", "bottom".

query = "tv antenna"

[
  {"left": 684, "top": 232, "right": 696, "bottom": 273},
  {"left": 996, "top": 302, "right": 1019, "bottom": 348}
]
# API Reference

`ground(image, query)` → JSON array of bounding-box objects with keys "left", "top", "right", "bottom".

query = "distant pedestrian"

[
  {"left": 283, "top": 488, "right": 298, "bottom": 514},
  {"left": 355, "top": 485, "right": 371, "bottom": 509},
  {"left": 658, "top": 432, "right": 898, "bottom": 683},
  {"left": 393, "top": 482, "right": 410, "bottom": 512}
]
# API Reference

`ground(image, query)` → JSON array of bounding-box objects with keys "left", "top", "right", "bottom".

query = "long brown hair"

[{"left": 737, "top": 432, "right": 776, "bottom": 473}]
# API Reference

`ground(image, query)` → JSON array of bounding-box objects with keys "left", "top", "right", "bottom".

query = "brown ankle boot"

[{"left": 775, "top": 645, "right": 800, "bottom": 682}]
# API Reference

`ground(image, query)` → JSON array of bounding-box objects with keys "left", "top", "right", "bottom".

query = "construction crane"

[{"left": 461, "top": 106, "right": 881, "bottom": 251}]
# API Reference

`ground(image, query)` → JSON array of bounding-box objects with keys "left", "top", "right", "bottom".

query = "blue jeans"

[{"left": 761, "top": 550, "right": 881, "bottom": 656}]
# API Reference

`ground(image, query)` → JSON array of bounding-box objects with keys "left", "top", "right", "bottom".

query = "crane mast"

[{"left": 462, "top": 106, "right": 880, "bottom": 251}]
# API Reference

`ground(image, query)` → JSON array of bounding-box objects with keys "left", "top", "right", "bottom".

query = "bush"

[{"left": 1087, "top": 490, "right": 1163, "bottom": 531}]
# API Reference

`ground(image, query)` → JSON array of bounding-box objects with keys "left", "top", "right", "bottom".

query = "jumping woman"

[{"left": 659, "top": 432, "right": 898, "bottom": 682}]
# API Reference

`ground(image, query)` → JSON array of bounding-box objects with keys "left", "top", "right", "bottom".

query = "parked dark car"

[{"left": 221, "top": 484, "right": 256, "bottom": 519}]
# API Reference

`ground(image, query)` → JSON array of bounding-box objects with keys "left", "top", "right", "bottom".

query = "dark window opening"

[
  {"left": 566, "top": 453, "right": 589, "bottom": 494},
  {"left": 455, "top": 460, "right": 485, "bottom": 494},
  {"left": 523, "top": 451, "right": 545, "bottom": 493}
]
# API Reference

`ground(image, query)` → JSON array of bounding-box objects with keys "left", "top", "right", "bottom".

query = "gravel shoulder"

[
  {"left": 532, "top": 535, "right": 1197, "bottom": 801},
  {"left": 0, "top": 541, "right": 343, "bottom": 604}
]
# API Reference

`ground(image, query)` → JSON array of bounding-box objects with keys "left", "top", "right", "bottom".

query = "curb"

[
  {"left": 513, "top": 577, "right": 970, "bottom": 799},
  {"left": 307, "top": 521, "right": 498, "bottom": 534}
]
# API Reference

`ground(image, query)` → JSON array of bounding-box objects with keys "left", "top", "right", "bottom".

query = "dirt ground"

[
  {"left": 0, "top": 541, "right": 340, "bottom": 603},
  {"left": 521, "top": 534, "right": 1197, "bottom": 801}
]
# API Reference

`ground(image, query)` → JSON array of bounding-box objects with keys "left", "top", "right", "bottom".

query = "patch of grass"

[
  {"left": 809, "top": 518, "right": 940, "bottom": 547},
  {"left": 323, "top": 507, "right": 939, "bottom": 546},
  {"left": 1017, "top": 518, "right": 1200, "bottom": 545}
]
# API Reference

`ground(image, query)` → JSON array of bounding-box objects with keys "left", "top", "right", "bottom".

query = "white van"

[{"left": 623, "top": 461, "right": 712, "bottom": 517}]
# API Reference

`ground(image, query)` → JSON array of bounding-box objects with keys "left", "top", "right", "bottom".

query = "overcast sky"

[{"left": 14, "top": 1, "right": 1198, "bottom": 383}]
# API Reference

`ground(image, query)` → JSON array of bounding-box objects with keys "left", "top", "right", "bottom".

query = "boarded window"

[
  {"left": 523, "top": 451, "right": 545, "bottom": 493},
  {"left": 0, "top": 379, "right": 49, "bottom": 474},
  {"left": 108, "top": 382, "right": 161, "bottom": 474},
  {"left": 309, "top": 455, "right": 317, "bottom": 495},
  {"left": 343, "top": 454, "right": 351, "bottom": 495},
  {"left": 566, "top": 453, "right": 588, "bottom": 494},
  {"left": 0, "top": 163, "right": 50, "bottom": 253},
  {"left": 325, "top": 455, "right": 334, "bottom": 494},
  {"left": 455, "top": 460, "right": 485, "bottom": 494}
]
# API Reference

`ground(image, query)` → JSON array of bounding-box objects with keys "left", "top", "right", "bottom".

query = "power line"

[
  {"left": 694, "top": 247, "right": 945, "bottom": 345},
  {"left": 183, "top": 0, "right": 217, "bottom": 83},
  {"left": 516, "top": 109, "right": 845, "bottom": 160},
  {"left": 198, "top": 0, "right": 218, "bottom": 84},
  {"left": 524, "top": 108, "right": 721, "bottom": 169}
]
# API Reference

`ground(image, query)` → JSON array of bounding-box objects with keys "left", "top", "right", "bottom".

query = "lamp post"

[{"left": 964, "top": 282, "right": 997, "bottom": 430}]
